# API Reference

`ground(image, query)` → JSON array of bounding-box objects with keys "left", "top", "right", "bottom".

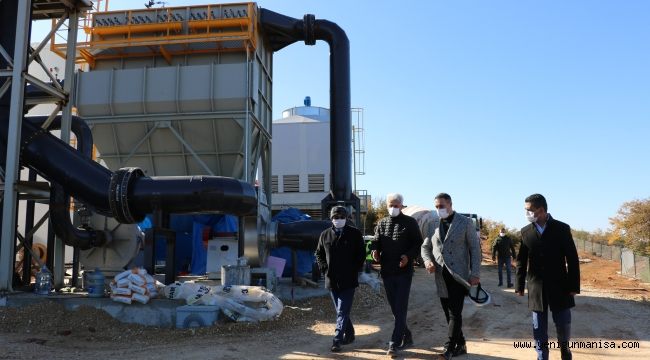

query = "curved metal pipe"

[
  {"left": 260, "top": 8, "right": 352, "bottom": 201},
  {"left": 24, "top": 115, "right": 92, "bottom": 158},
  {"left": 49, "top": 185, "right": 106, "bottom": 250},
  {"left": 26, "top": 115, "right": 103, "bottom": 250}
]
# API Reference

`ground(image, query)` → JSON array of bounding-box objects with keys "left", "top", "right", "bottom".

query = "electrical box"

[{"left": 206, "top": 237, "right": 238, "bottom": 279}]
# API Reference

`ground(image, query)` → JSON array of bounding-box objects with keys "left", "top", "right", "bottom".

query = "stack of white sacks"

[
  {"left": 163, "top": 281, "right": 284, "bottom": 322},
  {"left": 110, "top": 268, "right": 162, "bottom": 304}
]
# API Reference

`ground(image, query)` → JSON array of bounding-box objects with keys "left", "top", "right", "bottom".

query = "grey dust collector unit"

[{"left": 74, "top": 3, "right": 272, "bottom": 185}]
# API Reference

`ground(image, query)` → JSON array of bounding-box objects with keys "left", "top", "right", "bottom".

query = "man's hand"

[
  {"left": 491, "top": 256, "right": 496, "bottom": 262},
  {"left": 425, "top": 261, "right": 436, "bottom": 274},
  {"left": 371, "top": 250, "right": 380, "bottom": 263},
  {"left": 469, "top": 276, "right": 480, "bottom": 286},
  {"left": 516, "top": 290, "right": 524, "bottom": 296},
  {"left": 399, "top": 255, "right": 409, "bottom": 268}
]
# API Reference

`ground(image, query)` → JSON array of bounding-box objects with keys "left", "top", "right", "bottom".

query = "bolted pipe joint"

[{"left": 303, "top": 14, "right": 316, "bottom": 45}]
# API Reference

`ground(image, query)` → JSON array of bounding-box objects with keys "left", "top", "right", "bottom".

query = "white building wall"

[{"left": 271, "top": 109, "right": 331, "bottom": 216}]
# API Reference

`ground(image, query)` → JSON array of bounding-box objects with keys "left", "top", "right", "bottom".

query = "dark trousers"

[
  {"left": 440, "top": 266, "right": 468, "bottom": 349},
  {"left": 383, "top": 272, "right": 413, "bottom": 345},
  {"left": 532, "top": 307, "right": 571, "bottom": 360},
  {"left": 330, "top": 287, "right": 355, "bottom": 342},
  {"left": 497, "top": 256, "right": 512, "bottom": 285}
]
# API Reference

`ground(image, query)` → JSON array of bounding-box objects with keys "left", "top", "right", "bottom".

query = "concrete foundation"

[{"left": 1, "top": 278, "right": 329, "bottom": 328}]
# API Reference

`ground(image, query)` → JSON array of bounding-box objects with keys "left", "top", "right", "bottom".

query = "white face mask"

[
  {"left": 437, "top": 208, "right": 449, "bottom": 219},
  {"left": 526, "top": 210, "right": 537, "bottom": 223},
  {"left": 387, "top": 207, "right": 400, "bottom": 217},
  {"left": 499, "top": 232, "right": 505, "bottom": 237},
  {"left": 332, "top": 219, "right": 346, "bottom": 229}
]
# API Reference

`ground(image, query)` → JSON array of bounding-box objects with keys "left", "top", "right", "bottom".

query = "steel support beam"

[
  {"left": 0, "top": 0, "right": 32, "bottom": 292},
  {"left": 53, "top": 9, "right": 80, "bottom": 288}
]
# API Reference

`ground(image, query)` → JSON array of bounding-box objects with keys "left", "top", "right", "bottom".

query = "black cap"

[
  {"left": 468, "top": 283, "right": 491, "bottom": 306},
  {"left": 329, "top": 206, "right": 347, "bottom": 219}
]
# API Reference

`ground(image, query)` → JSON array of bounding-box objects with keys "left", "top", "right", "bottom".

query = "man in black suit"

[{"left": 516, "top": 194, "right": 580, "bottom": 360}]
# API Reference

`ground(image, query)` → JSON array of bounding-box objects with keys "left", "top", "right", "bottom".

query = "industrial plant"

[{"left": 0, "top": 0, "right": 363, "bottom": 325}]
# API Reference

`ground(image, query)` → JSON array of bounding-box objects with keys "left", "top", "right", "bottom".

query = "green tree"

[
  {"left": 482, "top": 218, "right": 521, "bottom": 253},
  {"left": 361, "top": 198, "right": 388, "bottom": 235},
  {"left": 610, "top": 198, "right": 650, "bottom": 256}
]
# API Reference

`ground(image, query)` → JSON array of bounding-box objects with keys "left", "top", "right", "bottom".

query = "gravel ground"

[
  {"left": 0, "top": 283, "right": 385, "bottom": 345},
  {"left": 2, "top": 255, "right": 649, "bottom": 360}
]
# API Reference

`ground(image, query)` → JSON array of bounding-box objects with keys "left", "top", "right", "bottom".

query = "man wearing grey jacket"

[{"left": 421, "top": 193, "right": 481, "bottom": 360}]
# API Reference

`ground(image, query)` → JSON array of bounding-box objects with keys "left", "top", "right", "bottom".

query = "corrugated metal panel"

[
  {"left": 307, "top": 174, "right": 324, "bottom": 192},
  {"left": 282, "top": 175, "right": 299, "bottom": 193}
]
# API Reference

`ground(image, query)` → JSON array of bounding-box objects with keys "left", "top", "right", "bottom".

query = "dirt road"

[{"left": 1, "top": 254, "right": 649, "bottom": 359}]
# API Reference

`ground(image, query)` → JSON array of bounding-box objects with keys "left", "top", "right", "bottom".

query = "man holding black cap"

[
  {"left": 315, "top": 206, "right": 366, "bottom": 352},
  {"left": 421, "top": 192, "right": 481, "bottom": 360}
]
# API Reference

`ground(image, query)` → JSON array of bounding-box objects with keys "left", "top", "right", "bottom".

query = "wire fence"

[{"left": 574, "top": 238, "right": 650, "bottom": 283}]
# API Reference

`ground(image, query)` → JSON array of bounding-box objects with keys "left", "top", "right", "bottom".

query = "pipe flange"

[
  {"left": 303, "top": 14, "right": 316, "bottom": 45},
  {"left": 109, "top": 167, "right": 144, "bottom": 224}
]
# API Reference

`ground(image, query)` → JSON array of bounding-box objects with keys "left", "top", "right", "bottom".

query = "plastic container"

[
  {"left": 176, "top": 305, "right": 220, "bottom": 328},
  {"left": 221, "top": 264, "right": 250, "bottom": 287},
  {"left": 86, "top": 268, "right": 106, "bottom": 298},
  {"left": 34, "top": 265, "right": 52, "bottom": 295}
]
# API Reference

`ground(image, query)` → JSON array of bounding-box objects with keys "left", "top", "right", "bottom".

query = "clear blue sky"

[{"left": 32, "top": 1, "right": 650, "bottom": 232}]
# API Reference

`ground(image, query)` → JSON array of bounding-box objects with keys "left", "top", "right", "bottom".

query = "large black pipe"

[
  {"left": 276, "top": 220, "right": 331, "bottom": 251},
  {"left": 260, "top": 8, "right": 352, "bottom": 201},
  {"left": 25, "top": 115, "right": 93, "bottom": 158},
  {"left": 129, "top": 176, "right": 258, "bottom": 217},
  {"left": 25, "top": 115, "right": 104, "bottom": 250},
  {"left": 0, "top": 115, "right": 258, "bottom": 225}
]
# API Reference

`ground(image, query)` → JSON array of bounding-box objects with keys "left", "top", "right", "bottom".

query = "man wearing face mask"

[
  {"left": 369, "top": 193, "right": 423, "bottom": 355},
  {"left": 421, "top": 193, "right": 481, "bottom": 360},
  {"left": 315, "top": 206, "right": 366, "bottom": 352},
  {"left": 516, "top": 194, "right": 580, "bottom": 360},
  {"left": 492, "top": 227, "right": 516, "bottom": 287}
]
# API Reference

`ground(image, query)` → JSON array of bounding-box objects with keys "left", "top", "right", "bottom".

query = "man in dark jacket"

[
  {"left": 369, "top": 193, "right": 423, "bottom": 355},
  {"left": 516, "top": 194, "right": 580, "bottom": 360},
  {"left": 492, "top": 227, "right": 516, "bottom": 287},
  {"left": 315, "top": 206, "right": 366, "bottom": 352}
]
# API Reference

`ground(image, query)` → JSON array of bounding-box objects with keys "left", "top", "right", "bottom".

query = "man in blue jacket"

[
  {"left": 315, "top": 206, "right": 366, "bottom": 352},
  {"left": 370, "top": 193, "right": 424, "bottom": 355}
]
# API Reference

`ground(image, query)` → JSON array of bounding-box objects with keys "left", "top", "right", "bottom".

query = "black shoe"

[
  {"left": 398, "top": 336, "right": 413, "bottom": 349},
  {"left": 331, "top": 341, "right": 341, "bottom": 352},
  {"left": 453, "top": 343, "right": 467, "bottom": 356},
  {"left": 342, "top": 334, "right": 355, "bottom": 345},
  {"left": 386, "top": 343, "right": 397, "bottom": 355},
  {"left": 561, "top": 347, "right": 572, "bottom": 360},
  {"left": 441, "top": 348, "right": 454, "bottom": 360},
  {"left": 507, "top": 283, "right": 514, "bottom": 288},
  {"left": 497, "top": 282, "right": 503, "bottom": 287}
]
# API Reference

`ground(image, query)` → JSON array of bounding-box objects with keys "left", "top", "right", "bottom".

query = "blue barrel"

[{"left": 86, "top": 268, "right": 106, "bottom": 298}]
